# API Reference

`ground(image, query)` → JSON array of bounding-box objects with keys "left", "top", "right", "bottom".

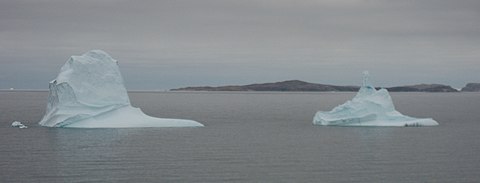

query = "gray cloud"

[{"left": 1, "top": 0, "right": 479, "bottom": 89}]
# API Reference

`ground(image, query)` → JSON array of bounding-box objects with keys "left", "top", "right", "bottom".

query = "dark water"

[{"left": 1, "top": 91, "right": 479, "bottom": 182}]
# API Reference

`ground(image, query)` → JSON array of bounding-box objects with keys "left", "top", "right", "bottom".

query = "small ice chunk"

[
  {"left": 313, "top": 72, "right": 439, "bottom": 127},
  {"left": 12, "top": 121, "right": 28, "bottom": 128}
]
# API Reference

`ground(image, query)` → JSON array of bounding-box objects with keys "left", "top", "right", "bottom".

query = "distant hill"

[
  {"left": 461, "top": 83, "right": 480, "bottom": 92},
  {"left": 386, "top": 84, "right": 458, "bottom": 92},
  {"left": 171, "top": 80, "right": 458, "bottom": 92},
  {"left": 172, "top": 80, "right": 359, "bottom": 92}
]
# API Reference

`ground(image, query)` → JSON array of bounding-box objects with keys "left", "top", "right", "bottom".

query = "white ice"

[
  {"left": 313, "top": 71, "right": 439, "bottom": 127},
  {"left": 38, "top": 50, "right": 203, "bottom": 128},
  {"left": 12, "top": 121, "right": 27, "bottom": 128}
]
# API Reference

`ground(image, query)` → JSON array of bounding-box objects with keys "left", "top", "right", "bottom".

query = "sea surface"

[{"left": 1, "top": 91, "right": 479, "bottom": 182}]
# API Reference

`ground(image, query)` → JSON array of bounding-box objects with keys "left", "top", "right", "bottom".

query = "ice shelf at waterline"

[
  {"left": 313, "top": 72, "right": 438, "bottom": 127},
  {"left": 38, "top": 50, "right": 203, "bottom": 128}
]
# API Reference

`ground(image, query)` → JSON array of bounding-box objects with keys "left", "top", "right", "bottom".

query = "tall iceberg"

[
  {"left": 39, "top": 50, "right": 203, "bottom": 128},
  {"left": 313, "top": 72, "right": 438, "bottom": 127}
]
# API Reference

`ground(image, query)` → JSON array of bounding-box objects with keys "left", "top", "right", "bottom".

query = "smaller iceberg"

[
  {"left": 39, "top": 50, "right": 203, "bottom": 128},
  {"left": 11, "top": 121, "right": 28, "bottom": 128},
  {"left": 313, "top": 71, "right": 438, "bottom": 127}
]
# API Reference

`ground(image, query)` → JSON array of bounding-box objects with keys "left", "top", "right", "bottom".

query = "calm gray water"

[{"left": 1, "top": 91, "right": 479, "bottom": 182}]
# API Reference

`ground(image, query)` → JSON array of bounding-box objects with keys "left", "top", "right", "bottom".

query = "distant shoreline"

[
  {"left": 172, "top": 80, "right": 478, "bottom": 92},
  {"left": 2, "top": 81, "right": 478, "bottom": 93}
]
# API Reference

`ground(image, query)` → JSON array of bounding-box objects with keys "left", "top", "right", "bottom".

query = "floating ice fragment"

[
  {"left": 12, "top": 121, "right": 27, "bottom": 128},
  {"left": 313, "top": 72, "right": 439, "bottom": 127}
]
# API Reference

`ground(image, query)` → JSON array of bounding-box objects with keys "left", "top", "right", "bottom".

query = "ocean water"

[{"left": 1, "top": 91, "right": 479, "bottom": 182}]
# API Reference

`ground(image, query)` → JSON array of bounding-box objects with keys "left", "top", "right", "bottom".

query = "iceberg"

[
  {"left": 313, "top": 71, "right": 439, "bottom": 127},
  {"left": 39, "top": 50, "right": 203, "bottom": 128},
  {"left": 11, "top": 121, "right": 28, "bottom": 128}
]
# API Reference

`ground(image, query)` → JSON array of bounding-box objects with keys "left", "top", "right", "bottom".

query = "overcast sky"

[{"left": 1, "top": 0, "right": 479, "bottom": 90}]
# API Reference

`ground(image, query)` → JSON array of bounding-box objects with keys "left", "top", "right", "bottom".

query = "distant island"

[
  {"left": 171, "top": 80, "right": 461, "bottom": 92},
  {"left": 461, "top": 83, "right": 480, "bottom": 92},
  {"left": 385, "top": 84, "right": 458, "bottom": 92}
]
